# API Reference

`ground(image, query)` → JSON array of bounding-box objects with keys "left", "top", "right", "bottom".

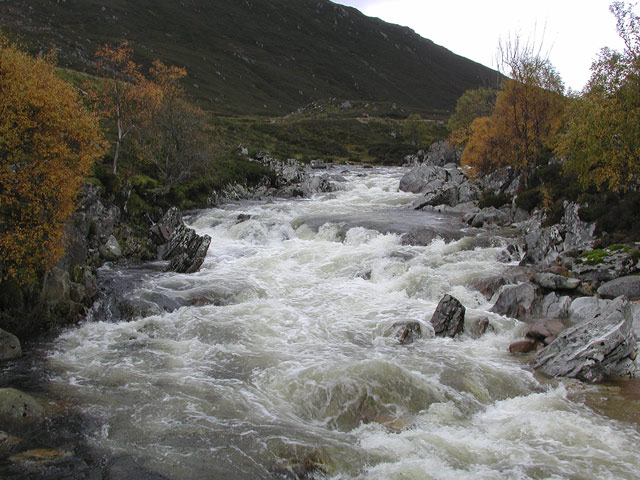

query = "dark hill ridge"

[{"left": 0, "top": 0, "right": 498, "bottom": 116}]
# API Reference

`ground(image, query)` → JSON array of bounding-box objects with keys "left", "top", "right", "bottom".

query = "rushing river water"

[{"left": 39, "top": 167, "right": 640, "bottom": 479}]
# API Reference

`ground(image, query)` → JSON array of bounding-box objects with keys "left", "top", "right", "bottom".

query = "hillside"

[{"left": 0, "top": 0, "right": 498, "bottom": 116}]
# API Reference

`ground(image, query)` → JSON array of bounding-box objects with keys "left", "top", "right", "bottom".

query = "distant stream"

[{"left": 18, "top": 167, "right": 640, "bottom": 478}]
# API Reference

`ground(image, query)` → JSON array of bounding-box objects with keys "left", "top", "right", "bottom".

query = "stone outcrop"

[
  {"left": 0, "top": 329, "right": 21, "bottom": 361},
  {"left": 521, "top": 202, "right": 596, "bottom": 268},
  {"left": 430, "top": 294, "right": 465, "bottom": 337},
  {"left": 155, "top": 207, "right": 211, "bottom": 274},
  {"left": 533, "top": 296, "right": 638, "bottom": 383}
]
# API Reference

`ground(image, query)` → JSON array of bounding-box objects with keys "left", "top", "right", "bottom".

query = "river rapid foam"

[{"left": 46, "top": 167, "right": 640, "bottom": 479}]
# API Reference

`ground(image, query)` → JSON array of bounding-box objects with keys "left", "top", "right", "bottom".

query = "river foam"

[{"left": 46, "top": 167, "right": 640, "bottom": 479}]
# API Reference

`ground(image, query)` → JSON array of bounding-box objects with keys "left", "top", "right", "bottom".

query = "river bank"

[{"left": 1, "top": 165, "right": 639, "bottom": 479}]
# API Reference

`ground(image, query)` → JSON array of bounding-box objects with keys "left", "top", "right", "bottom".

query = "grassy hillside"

[{"left": 1, "top": 0, "right": 498, "bottom": 116}]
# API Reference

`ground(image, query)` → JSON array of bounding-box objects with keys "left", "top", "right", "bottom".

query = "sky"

[{"left": 335, "top": 0, "right": 627, "bottom": 92}]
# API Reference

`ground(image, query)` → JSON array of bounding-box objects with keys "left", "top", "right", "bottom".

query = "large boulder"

[
  {"left": 598, "top": 275, "right": 640, "bottom": 300},
  {"left": 163, "top": 224, "right": 211, "bottom": 274},
  {"left": 490, "top": 283, "right": 540, "bottom": 319},
  {"left": 534, "top": 296, "right": 638, "bottom": 383},
  {"left": 399, "top": 164, "right": 448, "bottom": 194},
  {"left": 0, "top": 388, "right": 45, "bottom": 424},
  {"left": 0, "top": 329, "right": 21, "bottom": 361},
  {"left": 430, "top": 294, "right": 465, "bottom": 337}
]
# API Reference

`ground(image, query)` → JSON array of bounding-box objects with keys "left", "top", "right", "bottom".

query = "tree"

[
  {"left": 90, "top": 41, "right": 150, "bottom": 174},
  {"left": 448, "top": 87, "right": 497, "bottom": 147},
  {"left": 402, "top": 114, "right": 431, "bottom": 147},
  {"left": 461, "top": 36, "right": 567, "bottom": 181},
  {"left": 559, "top": 2, "right": 640, "bottom": 192},
  {"left": 0, "top": 36, "right": 105, "bottom": 284},
  {"left": 133, "top": 61, "right": 210, "bottom": 188}
]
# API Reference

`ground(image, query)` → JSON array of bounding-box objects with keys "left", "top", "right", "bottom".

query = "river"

[{"left": 21, "top": 167, "right": 640, "bottom": 478}]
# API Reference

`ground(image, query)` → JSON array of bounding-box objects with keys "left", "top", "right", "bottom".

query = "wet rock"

[
  {"left": 497, "top": 242, "right": 526, "bottom": 263},
  {"left": 532, "top": 272, "right": 581, "bottom": 290},
  {"left": 392, "top": 321, "right": 422, "bottom": 345},
  {"left": 399, "top": 164, "right": 448, "bottom": 194},
  {"left": 526, "top": 318, "right": 567, "bottom": 344},
  {"left": 469, "top": 207, "right": 511, "bottom": 228},
  {"left": 597, "top": 276, "right": 640, "bottom": 300},
  {"left": 413, "top": 185, "right": 459, "bottom": 209},
  {"left": 490, "top": 283, "right": 540, "bottom": 319},
  {"left": 9, "top": 448, "right": 72, "bottom": 468},
  {"left": 400, "top": 228, "right": 439, "bottom": 246},
  {"left": 0, "top": 388, "right": 45, "bottom": 424},
  {"left": 468, "top": 317, "right": 492, "bottom": 338},
  {"left": 534, "top": 296, "right": 638, "bottom": 383},
  {"left": 163, "top": 224, "right": 211, "bottom": 274},
  {"left": 509, "top": 339, "right": 538, "bottom": 354},
  {"left": 0, "top": 431, "right": 22, "bottom": 453},
  {"left": 430, "top": 294, "right": 465, "bottom": 338},
  {"left": 0, "top": 328, "right": 21, "bottom": 361}
]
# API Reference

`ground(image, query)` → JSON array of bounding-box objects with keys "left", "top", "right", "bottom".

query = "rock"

[
  {"left": 399, "top": 164, "right": 448, "bottom": 194},
  {"left": 567, "top": 296, "right": 612, "bottom": 324},
  {"left": 0, "top": 328, "right": 21, "bottom": 361},
  {"left": 99, "top": 234, "right": 123, "bottom": 261},
  {"left": 400, "top": 228, "right": 439, "bottom": 246},
  {"left": 430, "top": 294, "right": 465, "bottom": 338},
  {"left": 42, "top": 267, "right": 71, "bottom": 304},
  {"left": 0, "top": 388, "right": 45, "bottom": 424},
  {"left": 470, "top": 207, "right": 510, "bottom": 228},
  {"left": 413, "top": 185, "right": 458, "bottom": 209},
  {"left": 532, "top": 272, "right": 581, "bottom": 290},
  {"left": 537, "top": 292, "right": 571, "bottom": 319},
  {"left": 534, "top": 296, "right": 638, "bottom": 383},
  {"left": 0, "top": 431, "right": 22, "bottom": 453},
  {"left": 163, "top": 224, "right": 211, "bottom": 274},
  {"left": 509, "top": 339, "right": 538, "bottom": 354},
  {"left": 478, "top": 166, "right": 520, "bottom": 196},
  {"left": 598, "top": 275, "right": 640, "bottom": 300},
  {"left": 423, "top": 140, "right": 460, "bottom": 167},
  {"left": 392, "top": 321, "right": 422, "bottom": 344},
  {"left": 9, "top": 448, "right": 72, "bottom": 469},
  {"left": 490, "top": 283, "right": 539, "bottom": 319},
  {"left": 526, "top": 318, "right": 567, "bottom": 344},
  {"left": 468, "top": 317, "right": 492, "bottom": 338}
]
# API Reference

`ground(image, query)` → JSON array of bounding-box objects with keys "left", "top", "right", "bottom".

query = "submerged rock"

[
  {"left": 534, "top": 296, "right": 638, "bottom": 383},
  {"left": 430, "top": 294, "right": 465, "bottom": 337},
  {"left": 392, "top": 321, "right": 422, "bottom": 345},
  {"left": 0, "top": 329, "right": 21, "bottom": 361}
]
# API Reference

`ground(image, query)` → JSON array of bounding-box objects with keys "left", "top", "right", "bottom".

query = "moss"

[{"left": 581, "top": 248, "right": 609, "bottom": 265}]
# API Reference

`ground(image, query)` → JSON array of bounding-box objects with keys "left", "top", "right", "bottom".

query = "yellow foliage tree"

[
  {"left": 559, "top": 2, "right": 640, "bottom": 192},
  {"left": 0, "top": 36, "right": 105, "bottom": 284},
  {"left": 89, "top": 41, "right": 150, "bottom": 174},
  {"left": 462, "top": 36, "right": 567, "bottom": 182}
]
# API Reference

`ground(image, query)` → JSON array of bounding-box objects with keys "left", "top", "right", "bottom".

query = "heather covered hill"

[{"left": 0, "top": 0, "right": 498, "bottom": 115}]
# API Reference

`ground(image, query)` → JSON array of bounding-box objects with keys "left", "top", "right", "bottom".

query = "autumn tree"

[
  {"left": 132, "top": 61, "right": 210, "bottom": 188},
  {"left": 0, "top": 36, "right": 105, "bottom": 284},
  {"left": 559, "top": 2, "right": 640, "bottom": 192},
  {"left": 462, "top": 36, "right": 567, "bottom": 181},
  {"left": 448, "top": 87, "right": 497, "bottom": 147},
  {"left": 90, "top": 41, "right": 150, "bottom": 174}
]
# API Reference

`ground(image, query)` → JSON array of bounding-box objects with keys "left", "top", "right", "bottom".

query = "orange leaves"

[{"left": 0, "top": 35, "right": 105, "bottom": 284}]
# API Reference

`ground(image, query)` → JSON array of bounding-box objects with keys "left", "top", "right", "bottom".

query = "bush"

[
  {"left": 479, "top": 192, "right": 511, "bottom": 209},
  {"left": 515, "top": 188, "right": 542, "bottom": 212}
]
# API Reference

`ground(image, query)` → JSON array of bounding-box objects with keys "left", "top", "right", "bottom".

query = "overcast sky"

[{"left": 335, "top": 0, "right": 627, "bottom": 92}]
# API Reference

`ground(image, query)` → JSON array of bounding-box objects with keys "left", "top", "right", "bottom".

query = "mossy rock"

[{"left": 0, "top": 389, "right": 45, "bottom": 424}]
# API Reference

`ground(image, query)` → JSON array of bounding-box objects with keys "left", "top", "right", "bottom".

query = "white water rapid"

[{"left": 47, "top": 168, "right": 640, "bottom": 479}]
